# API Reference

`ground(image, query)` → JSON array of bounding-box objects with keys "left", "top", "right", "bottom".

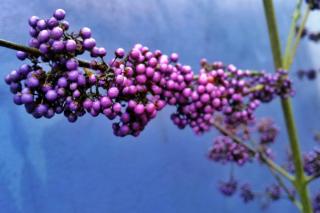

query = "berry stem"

[
  {"left": 211, "top": 121, "right": 294, "bottom": 181},
  {"left": 262, "top": 0, "right": 312, "bottom": 212}
]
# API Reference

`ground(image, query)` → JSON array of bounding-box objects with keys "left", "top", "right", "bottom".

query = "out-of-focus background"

[{"left": 0, "top": 0, "right": 319, "bottom": 212}]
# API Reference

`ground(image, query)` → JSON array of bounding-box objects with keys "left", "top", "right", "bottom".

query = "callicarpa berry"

[
  {"left": 80, "top": 27, "right": 92, "bottom": 39},
  {"left": 66, "top": 39, "right": 77, "bottom": 52},
  {"left": 115, "top": 48, "right": 125, "bottom": 58},
  {"left": 53, "top": 9, "right": 66, "bottom": 20},
  {"left": 16, "top": 51, "right": 27, "bottom": 60}
]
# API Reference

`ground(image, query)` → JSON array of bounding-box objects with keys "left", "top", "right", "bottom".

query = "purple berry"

[
  {"left": 134, "top": 104, "right": 145, "bottom": 114},
  {"left": 115, "top": 48, "right": 125, "bottom": 58},
  {"left": 83, "top": 38, "right": 96, "bottom": 50},
  {"left": 53, "top": 9, "right": 66, "bottom": 20},
  {"left": 27, "top": 77, "right": 39, "bottom": 88},
  {"left": 83, "top": 99, "right": 93, "bottom": 110},
  {"left": 108, "top": 87, "right": 119, "bottom": 98},
  {"left": 28, "top": 16, "right": 39, "bottom": 27},
  {"left": 36, "top": 19, "right": 47, "bottom": 30},
  {"left": 38, "top": 30, "right": 50, "bottom": 43},
  {"left": 39, "top": 44, "right": 49, "bottom": 54},
  {"left": 47, "top": 17, "right": 58, "bottom": 28},
  {"left": 51, "top": 27, "right": 63, "bottom": 40},
  {"left": 58, "top": 77, "right": 68, "bottom": 87},
  {"left": 16, "top": 51, "right": 27, "bottom": 60},
  {"left": 80, "top": 27, "right": 91, "bottom": 39},
  {"left": 21, "top": 93, "right": 34, "bottom": 104},
  {"left": 66, "top": 59, "right": 78, "bottom": 70},
  {"left": 52, "top": 40, "right": 64, "bottom": 52},
  {"left": 45, "top": 90, "right": 58, "bottom": 101},
  {"left": 66, "top": 39, "right": 77, "bottom": 52},
  {"left": 68, "top": 70, "right": 79, "bottom": 81}
]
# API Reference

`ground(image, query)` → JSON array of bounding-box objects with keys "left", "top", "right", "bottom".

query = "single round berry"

[
  {"left": 53, "top": 9, "right": 66, "bottom": 20},
  {"left": 45, "top": 90, "right": 58, "bottom": 101},
  {"left": 38, "top": 30, "right": 50, "bottom": 43},
  {"left": 134, "top": 104, "right": 145, "bottom": 114},
  {"left": 51, "top": 27, "right": 63, "bottom": 40},
  {"left": 36, "top": 19, "right": 47, "bottom": 30},
  {"left": 66, "top": 59, "right": 78, "bottom": 70},
  {"left": 52, "top": 40, "right": 64, "bottom": 52},
  {"left": 80, "top": 27, "right": 92, "bottom": 39},
  {"left": 83, "top": 38, "right": 96, "bottom": 50},
  {"left": 28, "top": 16, "right": 39, "bottom": 27},
  {"left": 115, "top": 48, "right": 125, "bottom": 58},
  {"left": 16, "top": 51, "right": 27, "bottom": 60},
  {"left": 108, "top": 87, "right": 119, "bottom": 98},
  {"left": 66, "top": 39, "right": 77, "bottom": 52},
  {"left": 27, "top": 77, "right": 39, "bottom": 88}
]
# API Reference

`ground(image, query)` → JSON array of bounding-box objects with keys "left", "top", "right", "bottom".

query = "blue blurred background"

[{"left": 0, "top": 0, "right": 320, "bottom": 212}]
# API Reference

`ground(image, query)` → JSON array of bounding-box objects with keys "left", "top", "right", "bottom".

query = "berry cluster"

[
  {"left": 257, "top": 118, "right": 278, "bottom": 144},
  {"left": 219, "top": 178, "right": 237, "bottom": 196},
  {"left": 4, "top": 9, "right": 193, "bottom": 137},
  {"left": 5, "top": 9, "right": 108, "bottom": 123},
  {"left": 303, "top": 147, "right": 320, "bottom": 176},
  {"left": 4, "top": 9, "right": 293, "bottom": 138},
  {"left": 171, "top": 61, "right": 293, "bottom": 135},
  {"left": 108, "top": 45, "right": 194, "bottom": 136},
  {"left": 208, "top": 136, "right": 251, "bottom": 166}
]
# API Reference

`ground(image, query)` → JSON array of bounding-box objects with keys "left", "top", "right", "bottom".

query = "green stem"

[
  {"left": 262, "top": 0, "right": 312, "bottom": 212},
  {"left": 286, "top": 6, "right": 310, "bottom": 69},
  {"left": 283, "top": 0, "right": 302, "bottom": 68}
]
